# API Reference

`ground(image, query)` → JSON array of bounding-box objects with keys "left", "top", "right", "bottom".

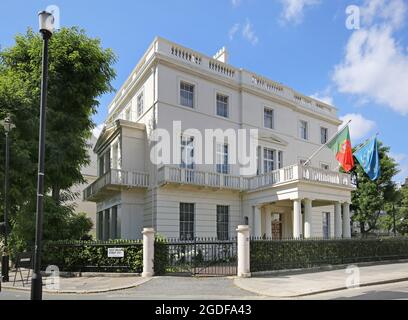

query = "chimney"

[{"left": 213, "top": 47, "right": 229, "bottom": 64}]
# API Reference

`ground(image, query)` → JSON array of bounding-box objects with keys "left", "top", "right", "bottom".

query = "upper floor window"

[
  {"left": 180, "top": 81, "right": 195, "bottom": 108},
  {"left": 321, "top": 127, "right": 328, "bottom": 144},
  {"left": 278, "top": 151, "right": 283, "bottom": 169},
  {"left": 137, "top": 92, "right": 144, "bottom": 118},
  {"left": 264, "top": 108, "right": 274, "bottom": 129},
  {"left": 180, "top": 135, "right": 195, "bottom": 169},
  {"left": 98, "top": 149, "right": 111, "bottom": 176},
  {"left": 216, "top": 93, "right": 229, "bottom": 118},
  {"left": 125, "top": 107, "right": 132, "bottom": 121},
  {"left": 263, "top": 148, "right": 275, "bottom": 173},
  {"left": 299, "top": 120, "right": 308, "bottom": 140},
  {"left": 216, "top": 143, "right": 229, "bottom": 174}
]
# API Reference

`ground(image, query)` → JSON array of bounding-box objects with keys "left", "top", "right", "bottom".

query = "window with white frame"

[
  {"left": 216, "top": 143, "right": 229, "bottom": 174},
  {"left": 263, "top": 148, "right": 275, "bottom": 173},
  {"left": 278, "top": 151, "right": 283, "bottom": 169},
  {"left": 216, "top": 93, "right": 229, "bottom": 118},
  {"left": 322, "top": 212, "right": 330, "bottom": 239},
  {"left": 180, "top": 203, "right": 195, "bottom": 240},
  {"left": 217, "top": 205, "right": 229, "bottom": 240},
  {"left": 264, "top": 108, "right": 274, "bottom": 129},
  {"left": 299, "top": 120, "right": 308, "bottom": 140},
  {"left": 137, "top": 92, "right": 144, "bottom": 117},
  {"left": 321, "top": 127, "right": 328, "bottom": 144},
  {"left": 180, "top": 135, "right": 195, "bottom": 169},
  {"left": 180, "top": 81, "right": 195, "bottom": 108}
]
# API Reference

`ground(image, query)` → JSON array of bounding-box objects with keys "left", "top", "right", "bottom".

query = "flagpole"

[{"left": 303, "top": 120, "right": 351, "bottom": 166}]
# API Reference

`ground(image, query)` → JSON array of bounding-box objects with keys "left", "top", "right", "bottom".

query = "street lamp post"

[
  {"left": 31, "top": 10, "right": 54, "bottom": 301},
  {"left": 1, "top": 116, "right": 15, "bottom": 282}
]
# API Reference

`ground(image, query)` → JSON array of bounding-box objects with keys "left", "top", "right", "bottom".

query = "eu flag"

[{"left": 354, "top": 136, "right": 380, "bottom": 181}]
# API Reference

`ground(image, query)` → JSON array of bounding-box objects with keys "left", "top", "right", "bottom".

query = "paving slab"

[{"left": 234, "top": 262, "right": 408, "bottom": 297}]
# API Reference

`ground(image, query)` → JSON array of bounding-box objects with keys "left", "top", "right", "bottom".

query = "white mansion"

[{"left": 84, "top": 37, "right": 353, "bottom": 241}]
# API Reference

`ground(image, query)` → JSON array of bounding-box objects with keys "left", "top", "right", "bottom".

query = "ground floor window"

[
  {"left": 217, "top": 205, "right": 229, "bottom": 240},
  {"left": 97, "top": 206, "right": 120, "bottom": 240},
  {"left": 322, "top": 212, "right": 330, "bottom": 239},
  {"left": 180, "top": 203, "right": 195, "bottom": 240}
]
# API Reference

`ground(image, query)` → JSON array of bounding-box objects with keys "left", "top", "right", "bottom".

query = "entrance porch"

[{"left": 251, "top": 199, "right": 351, "bottom": 239}]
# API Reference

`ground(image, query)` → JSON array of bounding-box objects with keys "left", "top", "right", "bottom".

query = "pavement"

[
  {"left": 234, "top": 262, "right": 408, "bottom": 298},
  {"left": 1, "top": 270, "right": 151, "bottom": 294},
  {"left": 0, "top": 262, "right": 407, "bottom": 299}
]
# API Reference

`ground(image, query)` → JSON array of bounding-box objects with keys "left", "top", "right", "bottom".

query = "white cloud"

[
  {"left": 228, "top": 20, "right": 259, "bottom": 45},
  {"left": 333, "top": 0, "right": 408, "bottom": 116},
  {"left": 92, "top": 123, "right": 104, "bottom": 138},
  {"left": 310, "top": 92, "right": 334, "bottom": 105},
  {"left": 390, "top": 152, "right": 407, "bottom": 163},
  {"left": 229, "top": 23, "right": 240, "bottom": 41},
  {"left": 339, "top": 113, "right": 376, "bottom": 140},
  {"left": 242, "top": 19, "right": 259, "bottom": 45},
  {"left": 391, "top": 152, "right": 408, "bottom": 184},
  {"left": 279, "top": 0, "right": 320, "bottom": 25},
  {"left": 361, "top": 0, "right": 406, "bottom": 29}
]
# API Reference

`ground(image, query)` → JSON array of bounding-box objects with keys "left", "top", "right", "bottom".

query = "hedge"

[
  {"left": 250, "top": 237, "right": 408, "bottom": 272},
  {"left": 41, "top": 239, "right": 169, "bottom": 274}
]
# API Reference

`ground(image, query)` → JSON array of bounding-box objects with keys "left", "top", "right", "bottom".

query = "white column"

[
  {"left": 334, "top": 202, "right": 342, "bottom": 238},
  {"left": 265, "top": 211, "right": 272, "bottom": 238},
  {"left": 254, "top": 206, "right": 262, "bottom": 238},
  {"left": 342, "top": 202, "right": 351, "bottom": 238},
  {"left": 304, "top": 199, "right": 312, "bottom": 239},
  {"left": 293, "top": 199, "right": 302, "bottom": 239},
  {"left": 142, "top": 228, "right": 155, "bottom": 277},
  {"left": 236, "top": 225, "right": 251, "bottom": 278}
]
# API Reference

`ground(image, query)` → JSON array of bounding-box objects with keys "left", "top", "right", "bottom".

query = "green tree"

[
  {"left": 0, "top": 27, "right": 116, "bottom": 248},
  {"left": 350, "top": 142, "right": 399, "bottom": 236}
]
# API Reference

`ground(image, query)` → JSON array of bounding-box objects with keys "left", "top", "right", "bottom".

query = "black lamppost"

[
  {"left": 31, "top": 10, "right": 54, "bottom": 301},
  {"left": 1, "top": 116, "right": 15, "bottom": 282}
]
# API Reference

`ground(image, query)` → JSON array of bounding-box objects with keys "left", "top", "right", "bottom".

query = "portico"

[{"left": 252, "top": 199, "right": 351, "bottom": 239}]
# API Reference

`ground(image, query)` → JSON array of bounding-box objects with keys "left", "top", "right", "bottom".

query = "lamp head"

[{"left": 38, "top": 10, "right": 54, "bottom": 38}]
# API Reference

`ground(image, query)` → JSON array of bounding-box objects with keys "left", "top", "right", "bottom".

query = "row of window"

[
  {"left": 180, "top": 203, "right": 229, "bottom": 240},
  {"left": 179, "top": 81, "right": 330, "bottom": 144},
  {"left": 124, "top": 91, "right": 144, "bottom": 121}
]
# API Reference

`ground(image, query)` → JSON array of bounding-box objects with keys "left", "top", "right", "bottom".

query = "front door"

[{"left": 271, "top": 213, "right": 282, "bottom": 240}]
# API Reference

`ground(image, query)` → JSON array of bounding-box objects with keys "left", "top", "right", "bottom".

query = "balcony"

[
  {"left": 157, "top": 165, "right": 352, "bottom": 192},
  {"left": 83, "top": 169, "right": 149, "bottom": 201}
]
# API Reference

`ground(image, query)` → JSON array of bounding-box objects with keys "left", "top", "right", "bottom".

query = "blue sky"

[{"left": 0, "top": 0, "right": 407, "bottom": 183}]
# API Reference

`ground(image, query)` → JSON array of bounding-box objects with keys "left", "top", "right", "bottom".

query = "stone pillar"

[
  {"left": 293, "top": 199, "right": 302, "bottom": 238},
  {"left": 265, "top": 211, "right": 272, "bottom": 238},
  {"left": 334, "top": 202, "right": 342, "bottom": 238},
  {"left": 142, "top": 228, "right": 155, "bottom": 277},
  {"left": 254, "top": 206, "right": 262, "bottom": 238},
  {"left": 304, "top": 199, "right": 312, "bottom": 239},
  {"left": 342, "top": 202, "right": 351, "bottom": 239},
  {"left": 236, "top": 225, "right": 251, "bottom": 278}
]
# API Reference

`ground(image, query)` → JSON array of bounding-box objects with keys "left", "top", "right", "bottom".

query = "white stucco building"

[{"left": 83, "top": 37, "right": 353, "bottom": 241}]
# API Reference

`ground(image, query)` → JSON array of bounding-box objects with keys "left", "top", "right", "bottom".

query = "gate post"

[
  {"left": 236, "top": 225, "right": 251, "bottom": 278},
  {"left": 142, "top": 228, "right": 155, "bottom": 277}
]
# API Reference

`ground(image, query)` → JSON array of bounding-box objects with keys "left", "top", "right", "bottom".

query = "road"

[{"left": 1, "top": 277, "right": 408, "bottom": 300}]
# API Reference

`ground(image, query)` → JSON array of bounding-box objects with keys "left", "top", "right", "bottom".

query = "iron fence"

[
  {"left": 156, "top": 237, "right": 237, "bottom": 276},
  {"left": 250, "top": 237, "right": 408, "bottom": 272}
]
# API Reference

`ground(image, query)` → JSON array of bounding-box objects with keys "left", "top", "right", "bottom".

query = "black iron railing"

[{"left": 250, "top": 237, "right": 408, "bottom": 272}]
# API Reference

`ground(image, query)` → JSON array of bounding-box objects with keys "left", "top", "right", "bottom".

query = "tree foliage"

[
  {"left": 0, "top": 27, "right": 116, "bottom": 249},
  {"left": 350, "top": 141, "right": 399, "bottom": 236}
]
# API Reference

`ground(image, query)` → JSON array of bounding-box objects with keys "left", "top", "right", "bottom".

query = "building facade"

[{"left": 83, "top": 37, "right": 353, "bottom": 241}]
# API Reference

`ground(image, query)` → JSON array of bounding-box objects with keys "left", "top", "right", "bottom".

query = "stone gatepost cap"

[
  {"left": 142, "top": 228, "right": 156, "bottom": 234},
  {"left": 236, "top": 225, "right": 250, "bottom": 231}
]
